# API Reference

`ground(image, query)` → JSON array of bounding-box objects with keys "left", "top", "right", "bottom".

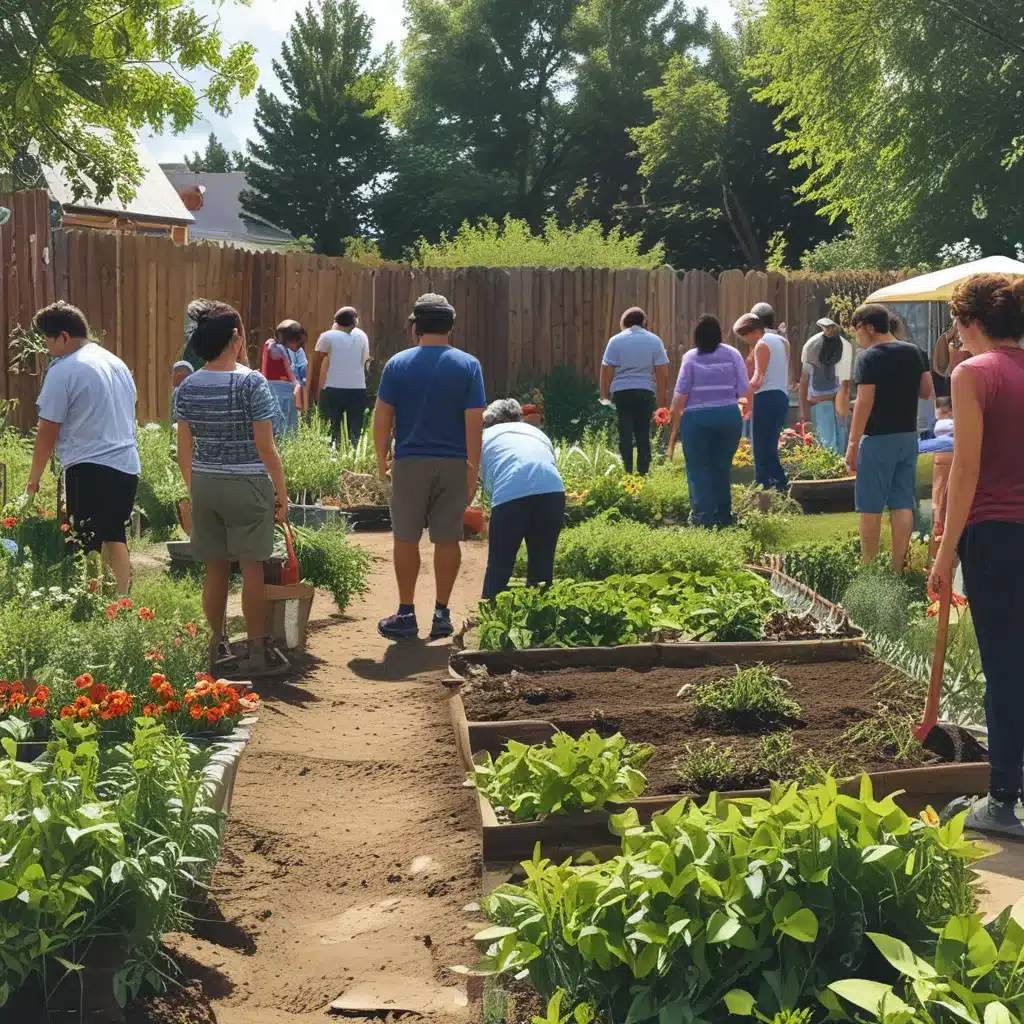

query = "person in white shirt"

[
  {"left": 315, "top": 307, "right": 371, "bottom": 448},
  {"left": 799, "top": 317, "right": 854, "bottom": 452}
]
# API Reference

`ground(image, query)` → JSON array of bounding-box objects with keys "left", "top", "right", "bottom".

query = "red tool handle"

[
  {"left": 914, "top": 580, "right": 951, "bottom": 741},
  {"left": 279, "top": 523, "right": 300, "bottom": 586}
]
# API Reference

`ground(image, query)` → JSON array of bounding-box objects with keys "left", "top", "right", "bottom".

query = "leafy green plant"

[
  {"left": 673, "top": 740, "right": 737, "bottom": 790},
  {"left": 0, "top": 718, "right": 224, "bottom": 1009},
  {"left": 783, "top": 536, "right": 861, "bottom": 604},
  {"left": 280, "top": 415, "right": 341, "bottom": 502},
  {"left": 291, "top": 523, "right": 372, "bottom": 613},
  {"left": 553, "top": 428, "right": 622, "bottom": 490},
  {"left": 547, "top": 518, "right": 744, "bottom": 582},
  {"left": 842, "top": 563, "right": 914, "bottom": 639},
  {"left": 781, "top": 443, "right": 849, "bottom": 481},
  {"left": 694, "top": 665, "right": 801, "bottom": 725},
  {"left": 470, "top": 731, "right": 652, "bottom": 822},
  {"left": 471, "top": 776, "right": 986, "bottom": 1023},
  {"left": 845, "top": 703, "right": 929, "bottom": 768},
  {"left": 756, "top": 732, "right": 798, "bottom": 783},
  {"left": 532, "top": 991, "right": 596, "bottom": 1024},
  {"left": 565, "top": 465, "right": 692, "bottom": 527},
  {"left": 136, "top": 423, "right": 187, "bottom": 539}
]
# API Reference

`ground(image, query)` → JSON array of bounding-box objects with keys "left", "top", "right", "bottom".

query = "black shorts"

[{"left": 65, "top": 463, "right": 139, "bottom": 553}]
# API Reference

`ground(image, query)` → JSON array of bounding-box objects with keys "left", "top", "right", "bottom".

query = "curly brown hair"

[{"left": 950, "top": 273, "right": 1024, "bottom": 341}]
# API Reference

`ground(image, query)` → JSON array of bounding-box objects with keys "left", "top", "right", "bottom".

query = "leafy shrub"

[
  {"left": 470, "top": 731, "right": 652, "bottom": 822},
  {"left": 757, "top": 731, "right": 798, "bottom": 782},
  {"left": 473, "top": 777, "right": 985, "bottom": 1022},
  {"left": 784, "top": 536, "right": 861, "bottom": 604},
  {"left": 478, "top": 569, "right": 779, "bottom": 649},
  {"left": 0, "top": 718, "right": 223, "bottom": 1010},
  {"left": 0, "top": 425, "right": 59, "bottom": 507},
  {"left": 291, "top": 523, "right": 371, "bottom": 613},
  {"left": 136, "top": 423, "right": 186, "bottom": 539},
  {"left": 524, "top": 369, "right": 619, "bottom": 445},
  {"left": 841, "top": 563, "right": 914, "bottom": 639},
  {"left": 411, "top": 215, "right": 665, "bottom": 270},
  {"left": 130, "top": 571, "right": 205, "bottom": 628},
  {"left": 548, "top": 518, "right": 743, "bottom": 581},
  {"left": 674, "top": 740, "right": 738, "bottom": 791},
  {"left": 694, "top": 665, "right": 801, "bottom": 724},
  {"left": 554, "top": 428, "right": 623, "bottom": 492},
  {"left": 564, "top": 464, "right": 691, "bottom": 526},
  {"left": 280, "top": 416, "right": 341, "bottom": 502},
  {"left": 782, "top": 443, "right": 849, "bottom": 481}
]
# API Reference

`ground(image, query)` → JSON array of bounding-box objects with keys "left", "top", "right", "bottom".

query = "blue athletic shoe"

[
  {"left": 430, "top": 609, "right": 454, "bottom": 641},
  {"left": 378, "top": 611, "right": 418, "bottom": 640}
]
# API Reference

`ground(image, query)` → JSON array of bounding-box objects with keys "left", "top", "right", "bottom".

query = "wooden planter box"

[
  {"left": 789, "top": 476, "right": 856, "bottom": 514},
  {"left": 448, "top": 691, "right": 986, "bottom": 867}
]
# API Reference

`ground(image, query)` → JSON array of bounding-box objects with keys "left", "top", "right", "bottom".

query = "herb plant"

[
  {"left": 470, "top": 731, "right": 652, "bottom": 822},
  {"left": 694, "top": 665, "right": 801, "bottom": 725},
  {"left": 673, "top": 740, "right": 738, "bottom": 790}
]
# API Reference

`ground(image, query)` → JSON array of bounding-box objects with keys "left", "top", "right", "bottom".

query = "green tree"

[
  {"left": 241, "top": 0, "right": 394, "bottom": 256},
  {"left": 0, "top": 0, "right": 257, "bottom": 202},
  {"left": 752, "top": 0, "right": 1024, "bottom": 266},
  {"left": 185, "top": 133, "right": 239, "bottom": 173},
  {"left": 632, "top": 22, "right": 834, "bottom": 270}
]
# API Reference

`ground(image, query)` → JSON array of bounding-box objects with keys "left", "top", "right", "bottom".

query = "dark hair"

[
  {"left": 414, "top": 312, "right": 455, "bottom": 336},
  {"left": 950, "top": 274, "right": 1024, "bottom": 341},
  {"left": 694, "top": 313, "right": 723, "bottom": 354},
  {"left": 621, "top": 307, "right": 647, "bottom": 329},
  {"left": 935, "top": 396, "right": 952, "bottom": 411},
  {"left": 851, "top": 303, "right": 892, "bottom": 334},
  {"left": 187, "top": 299, "right": 242, "bottom": 361},
  {"left": 889, "top": 313, "right": 906, "bottom": 339},
  {"left": 336, "top": 307, "right": 358, "bottom": 329},
  {"left": 33, "top": 300, "right": 89, "bottom": 339}
]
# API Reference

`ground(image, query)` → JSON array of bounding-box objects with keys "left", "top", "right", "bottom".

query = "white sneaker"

[{"left": 965, "top": 795, "right": 1024, "bottom": 839}]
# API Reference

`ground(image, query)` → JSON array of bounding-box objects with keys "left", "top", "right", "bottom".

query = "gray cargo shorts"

[{"left": 390, "top": 458, "right": 468, "bottom": 544}]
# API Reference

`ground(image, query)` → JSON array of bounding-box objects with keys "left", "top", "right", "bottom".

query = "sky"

[{"left": 146, "top": 0, "right": 736, "bottom": 164}]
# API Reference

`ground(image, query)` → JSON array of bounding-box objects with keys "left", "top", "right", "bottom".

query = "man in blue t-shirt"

[{"left": 373, "top": 293, "right": 486, "bottom": 640}]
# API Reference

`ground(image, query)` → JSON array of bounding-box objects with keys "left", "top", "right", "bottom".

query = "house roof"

[
  {"left": 44, "top": 143, "right": 194, "bottom": 225},
  {"left": 161, "top": 170, "right": 296, "bottom": 250}
]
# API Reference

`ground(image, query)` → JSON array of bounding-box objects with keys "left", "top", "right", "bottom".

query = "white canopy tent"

[{"left": 866, "top": 256, "right": 1024, "bottom": 304}]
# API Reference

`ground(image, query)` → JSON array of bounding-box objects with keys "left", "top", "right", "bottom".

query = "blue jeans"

[
  {"left": 752, "top": 389, "right": 789, "bottom": 491},
  {"left": 682, "top": 405, "right": 743, "bottom": 527},
  {"left": 811, "top": 397, "right": 846, "bottom": 453},
  {"left": 959, "top": 521, "right": 1024, "bottom": 803},
  {"left": 268, "top": 379, "right": 298, "bottom": 435}
]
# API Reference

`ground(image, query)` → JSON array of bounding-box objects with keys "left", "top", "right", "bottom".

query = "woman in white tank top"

[{"left": 734, "top": 310, "right": 791, "bottom": 491}]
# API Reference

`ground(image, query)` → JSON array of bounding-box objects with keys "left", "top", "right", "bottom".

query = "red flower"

[
  {"left": 88, "top": 682, "right": 109, "bottom": 704},
  {"left": 104, "top": 604, "right": 118, "bottom": 620},
  {"left": 143, "top": 704, "right": 160, "bottom": 718},
  {"left": 138, "top": 608, "right": 156, "bottom": 621},
  {"left": 164, "top": 700, "right": 181, "bottom": 714},
  {"left": 27, "top": 705, "right": 45, "bottom": 719},
  {"left": 75, "top": 673, "right": 94, "bottom": 690},
  {"left": 31, "top": 685, "right": 49, "bottom": 701},
  {"left": 144, "top": 649, "right": 163, "bottom": 663},
  {"left": 2, "top": 516, "right": 17, "bottom": 529},
  {"left": 117, "top": 598, "right": 133, "bottom": 610},
  {"left": 149, "top": 673, "right": 167, "bottom": 690},
  {"left": 60, "top": 523, "right": 70, "bottom": 533},
  {"left": 173, "top": 637, "right": 182, "bottom": 648},
  {"left": 190, "top": 704, "right": 203, "bottom": 720},
  {"left": 184, "top": 623, "right": 198, "bottom": 639},
  {"left": 654, "top": 407, "right": 671, "bottom": 427}
]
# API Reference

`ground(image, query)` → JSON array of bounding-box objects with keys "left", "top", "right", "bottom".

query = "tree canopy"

[
  {"left": 185, "top": 133, "right": 245, "bottom": 173},
  {"left": 241, "top": 0, "right": 394, "bottom": 257},
  {"left": 0, "top": 0, "right": 257, "bottom": 202}
]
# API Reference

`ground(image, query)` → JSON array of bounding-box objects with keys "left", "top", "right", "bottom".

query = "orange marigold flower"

[
  {"left": 190, "top": 704, "right": 203, "bottom": 720},
  {"left": 2, "top": 516, "right": 17, "bottom": 529},
  {"left": 75, "top": 673, "right": 94, "bottom": 690},
  {"left": 183, "top": 690, "right": 196, "bottom": 704},
  {"left": 184, "top": 623, "right": 198, "bottom": 639},
  {"left": 61, "top": 706, "right": 74, "bottom": 719},
  {"left": 144, "top": 649, "right": 164, "bottom": 662},
  {"left": 77, "top": 708, "right": 90, "bottom": 720},
  {"left": 104, "top": 604, "right": 118, "bottom": 620},
  {"left": 195, "top": 672, "right": 215, "bottom": 684},
  {"left": 157, "top": 683, "right": 174, "bottom": 701},
  {"left": 0, "top": 682, "right": 8, "bottom": 695},
  {"left": 143, "top": 704, "right": 160, "bottom": 718},
  {"left": 206, "top": 708, "right": 221, "bottom": 722},
  {"left": 164, "top": 700, "right": 181, "bottom": 714},
  {"left": 31, "top": 685, "right": 50, "bottom": 701},
  {"left": 27, "top": 705, "right": 45, "bottom": 719},
  {"left": 149, "top": 673, "right": 167, "bottom": 690},
  {"left": 73, "top": 695, "right": 91, "bottom": 710},
  {"left": 88, "top": 683, "right": 109, "bottom": 704},
  {"left": 117, "top": 598, "right": 133, "bottom": 610},
  {"left": 174, "top": 636, "right": 182, "bottom": 648},
  {"left": 10, "top": 682, "right": 23, "bottom": 694},
  {"left": 7, "top": 692, "right": 25, "bottom": 709},
  {"left": 194, "top": 680, "right": 212, "bottom": 698},
  {"left": 138, "top": 608, "right": 156, "bottom": 621},
  {"left": 654, "top": 407, "right": 671, "bottom": 427}
]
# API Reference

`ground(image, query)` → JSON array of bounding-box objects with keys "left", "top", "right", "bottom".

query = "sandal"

[
  {"left": 236, "top": 637, "right": 291, "bottom": 681},
  {"left": 208, "top": 634, "right": 239, "bottom": 675}
]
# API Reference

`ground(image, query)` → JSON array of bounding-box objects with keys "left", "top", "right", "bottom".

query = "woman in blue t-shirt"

[{"left": 479, "top": 399, "right": 565, "bottom": 600}]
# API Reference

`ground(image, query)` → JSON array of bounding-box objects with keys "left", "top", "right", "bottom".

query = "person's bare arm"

[
  {"left": 918, "top": 370, "right": 934, "bottom": 401},
  {"left": 750, "top": 340, "right": 770, "bottom": 391},
  {"left": 253, "top": 419, "right": 288, "bottom": 522},
  {"left": 668, "top": 393, "right": 688, "bottom": 460},
  {"left": 931, "top": 369, "right": 982, "bottom": 592},
  {"left": 799, "top": 370, "right": 811, "bottom": 424},
  {"left": 318, "top": 353, "right": 330, "bottom": 397},
  {"left": 600, "top": 364, "right": 615, "bottom": 402},
  {"left": 373, "top": 398, "right": 395, "bottom": 480},
  {"left": 176, "top": 419, "right": 194, "bottom": 492},
  {"left": 654, "top": 364, "right": 670, "bottom": 409},
  {"left": 26, "top": 419, "right": 60, "bottom": 495},
  {"left": 465, "top": 407, "right": 484, "bottom": 503},
  {"left": 845, "top": 383, "right": 875, "bottom": 474}
]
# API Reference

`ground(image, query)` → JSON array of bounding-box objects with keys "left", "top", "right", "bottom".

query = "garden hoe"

[{"left": 913, "top": 580, "right": 987, "bottom": 763}]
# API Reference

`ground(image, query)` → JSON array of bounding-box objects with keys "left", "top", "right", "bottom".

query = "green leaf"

[
  {"left": 724, "top": 990, "right": 756, "bottom": 1016},
  {"left": 829, "top": 980, "right": 911, "bottom": 1017},
  {"left": 985, "top": 1004, "right": 1013, "bottom": 1024},
  {"left": 776, "top": 907, "right": 819, "bottom": 943},
  {"left": 0, "top": 881, "right": 18, "bottom": 901},
  {"left": 706, "top": 910, "right": 741, "bottom": 944},
  {"left": 473, "top": 925, "right": 517, "bottom": 942},
  {"left": 868, "top": 933, "right": 937, "bottom": 980}
]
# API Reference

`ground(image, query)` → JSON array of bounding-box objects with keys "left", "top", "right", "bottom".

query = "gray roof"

[
  {"left": 161, "top": 170, "right": 296, "bottom": 250},
  {"left": 44, "top": 143, "right": 194, "bottom": 225}
]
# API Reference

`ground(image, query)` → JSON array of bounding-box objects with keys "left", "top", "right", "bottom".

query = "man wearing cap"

[
  {"left": 734, "top": 304, "right": 791, "bottom": 491},
  {"left": 373, "top": 294, "right": 486, "bottom": 641},
  {"left": 800, "top": 318, "right": 853, "bottom": 452},
  {"left": 316, "top": 307, "right": 372, "bottom": 448},
  {"left": 260, "top": 320, "right": 304, "bottom": 435}
]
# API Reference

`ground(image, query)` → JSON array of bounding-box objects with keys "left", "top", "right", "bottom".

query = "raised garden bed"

[
  {"left": 448, "top": 653, "right": 987, "bottom": 865},
  {"left": 289, "top": 502, "right": 391, "bottom": 531},
  {"left": 789, "top": 475, "right": 856, "bottom": 513}
]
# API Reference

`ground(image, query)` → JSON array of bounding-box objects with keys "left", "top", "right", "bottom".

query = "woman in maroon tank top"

[{"left": 931, "top": 273, "right": 1024, "bottom": 837}]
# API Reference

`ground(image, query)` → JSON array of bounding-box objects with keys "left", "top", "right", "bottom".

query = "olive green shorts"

[
  {"left": 190, "top": 472, "right": 276, "bottom": 562},
  {"left": 390, "top": 458, "right": 468, "bottom": 544}
]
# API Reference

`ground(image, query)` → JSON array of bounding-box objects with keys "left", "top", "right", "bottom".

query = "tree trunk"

[{"left": 717, "top": 157, "right": 763, "bottom": 268}]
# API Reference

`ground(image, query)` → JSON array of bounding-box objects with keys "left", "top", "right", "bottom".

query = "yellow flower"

[{"left": 920, "top": 807, "right": 940, "bottom": 828}]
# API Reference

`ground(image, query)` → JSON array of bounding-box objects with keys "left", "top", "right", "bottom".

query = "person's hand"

[
  {"left": 377, "top": 459, "right": 390, "bottom": 484},
  {"left": 467, "top": 471, "right": 479, "bottom": 505},
  {"left": 24, "top": 480, "right": 39, "bottom": 499},
  {"left": 844, "top": 442, "right": 858, "bottom": 475},
  {"left": 929, "top": 547, "right": 956, "bottom": 603},
  {"left": 275, "top": 498, "right": 288, "bottom": 524},
  {"left": 293, "top": 385, "right": 302, "bottom": 409}
]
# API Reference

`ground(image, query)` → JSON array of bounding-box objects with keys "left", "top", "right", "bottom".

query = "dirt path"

[{"left": 158, "top": 533, "right": 489, "bottom": 1024}]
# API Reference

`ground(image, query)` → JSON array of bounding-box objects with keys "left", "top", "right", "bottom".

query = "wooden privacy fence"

[{"left": 0, "top": 190, "right": 900, "bottom": 425}]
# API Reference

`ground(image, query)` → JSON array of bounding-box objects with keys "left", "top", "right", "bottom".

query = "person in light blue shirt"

[
  {"left": 600, "top": 308, "right": 670, "bottom": 474},
  {"left": 479, "top": 399, "right": 565, "bottom": 600}
]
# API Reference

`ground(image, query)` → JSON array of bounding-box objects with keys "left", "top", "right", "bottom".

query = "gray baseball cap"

[
  {"left": 751, "top": 302, "right": 775, "bottom": 321},
  {"left": 408, "top": 293, "right": 456, "bottom": 322}
]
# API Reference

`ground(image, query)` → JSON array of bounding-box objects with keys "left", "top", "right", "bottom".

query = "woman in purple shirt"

[{"left": 668, "top": 315, "right": 751, "bottom": 526}]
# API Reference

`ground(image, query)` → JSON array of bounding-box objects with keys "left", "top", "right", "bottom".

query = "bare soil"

[
  {"left": 128, "top": 532, "right": 490, "bottom": 1024},
  {"left": 460, "top": 660, "right": 928, "bottom": 793}
]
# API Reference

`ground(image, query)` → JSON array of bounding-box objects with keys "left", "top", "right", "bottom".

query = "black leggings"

[
  {"left": 319, "top": 387, "right": 367, "bottom": 448},
  {"left": 613, "top": 388, "right": 655, "bottom": 475},
  {"left": 482, "top": 492, "right": 566, "bottom": 600}
]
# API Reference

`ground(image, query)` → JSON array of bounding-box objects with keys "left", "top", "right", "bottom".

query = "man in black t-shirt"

[{"left": 846, "top": 303, "right": 933, "bottom": 571}]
